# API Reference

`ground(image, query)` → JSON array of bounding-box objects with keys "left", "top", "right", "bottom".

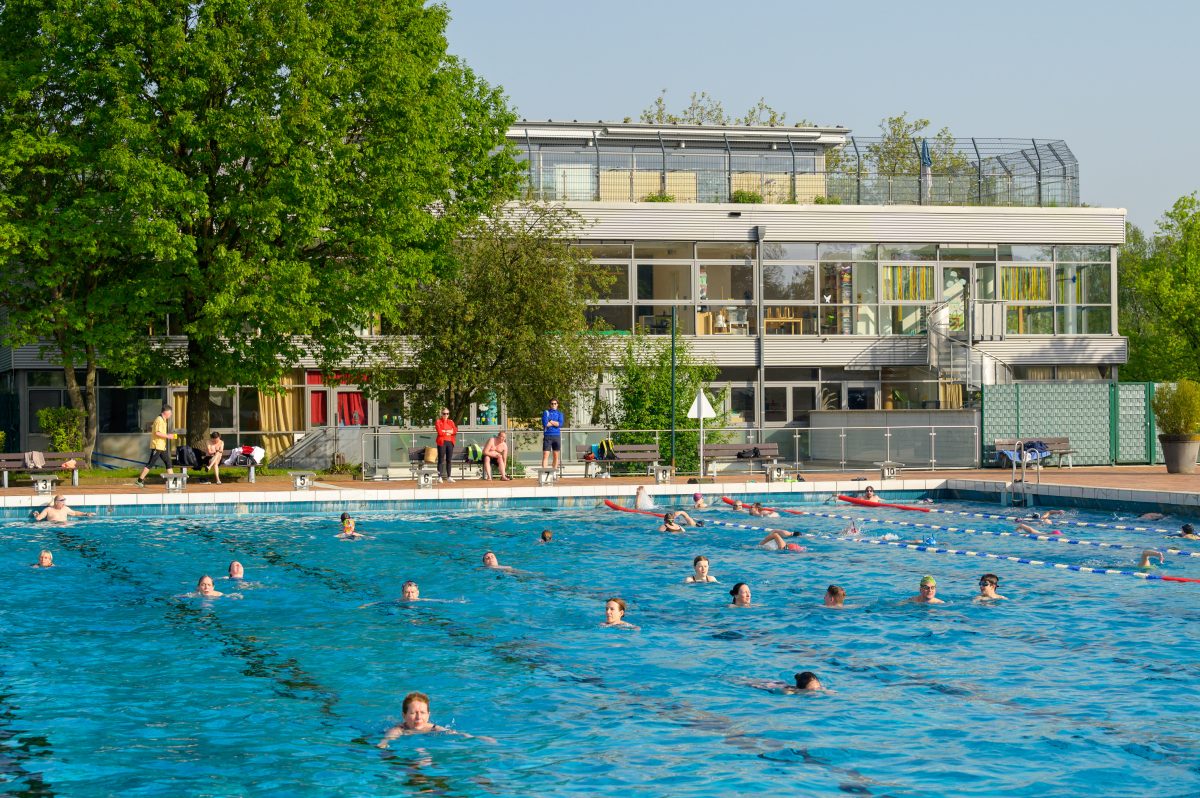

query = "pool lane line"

[
  {"left": 702, "top": 518, "right": 1200, "bottom": 583},
  {"left": 51, "top": 526, "right": 341, "bottom": 715},
  {"left": 720, "top": 497, "right": 1200, "bottom": 560},
  {"left": 913, "top": 506, "right": 1182, "bottom": 536}
]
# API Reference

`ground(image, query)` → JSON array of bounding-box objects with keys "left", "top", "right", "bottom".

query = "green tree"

[
  {"left": 365, "top": 202, "right": 613, "bottom": 423},
  {"left": 1, "top": 0, "right": 520, "bottom": 447},
  {"left": 865, "top": 113, "right": 968, "bottom": 175},
  {"left": 603, "top": 336, "right": 725, "bottom": 474},
  {"left": 1119, "top": 196, "right": 1200, "bottom": 381},
  {"left": 635, "top": 90, "right": 806, "bottom": 127}
]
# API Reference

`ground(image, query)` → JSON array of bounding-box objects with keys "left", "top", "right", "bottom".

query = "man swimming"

[
  {"left": 193, "top": 575, "right": 224, "bottom": 598},
  {"left": 975, "top": 574, "right": 1007, "bottom": 601},
  {"left": 227, "top": 561, "right": 244, "bottom": 580},
  {"left": 603, "top": 597, "right": 638, "bottom": 629},
  {"left": 1168, "top": 523, "right": 1199, "bottom": 540},
  {"left": 909, "top": 575, "right": 945, "bottom": 604},
  {"left": 482, "top": 551, "right": 514, "bottom": 572},
  {"left": 32, "top": 495, "right": 95, "bottom": 522},
  {"left": 749, "top": 671, "right": 829, "bottom": 695},
  {"left": 861, "top": 486, "right": 881, "bottom": 503},
  {"left": 1137, "top": 549, "right": 1165, "bottom": 570},
  {"left": 748, "top": 502, "right": 779, "bottom": 518}
]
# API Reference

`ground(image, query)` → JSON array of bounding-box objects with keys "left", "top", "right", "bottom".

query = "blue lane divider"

[
  {"left": 774, "top": 507, "right": 1200, "bottom": 560},
  {"left": 704, "top": 518, "right": 1198, "bottom": 583},
  {"left": 920, "top": 506, "right": 1181, "bottom": 536}
]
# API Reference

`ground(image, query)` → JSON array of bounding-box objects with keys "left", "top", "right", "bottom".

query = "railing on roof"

[{"left": 512, "top": 135, "right": 1079, "bottom": 208}]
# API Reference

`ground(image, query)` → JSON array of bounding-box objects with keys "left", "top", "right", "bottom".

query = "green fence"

[{"left": 981, "top": 383, "right": 1157, "bottom": 466}]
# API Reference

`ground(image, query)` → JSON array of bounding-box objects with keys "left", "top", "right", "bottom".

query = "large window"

[
  {"left": 592, "top": 263, "right": 630, "bottom": 300},
  {"left": 636, "top": 262, "right": 691, "bottom": 301},
  {"left": 699, "top": 263, "right": 754, "bottom": 301},
  {"left": 763, "top": 264, "right": 815, "bottom": 301}
]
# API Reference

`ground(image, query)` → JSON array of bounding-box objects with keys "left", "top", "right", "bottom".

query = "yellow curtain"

[
  {"left": 259, "top": 372, "right": 304, "bottom": 460},
  {"left": 939, "top": 382, "right": 964, "bottom": 409},
  {"left": 1057, "top": 366, "right": 1103, "bottom": 381},
  {"left": 172, "top": 393, "right": 188, "bottom": 432},
  {"left": 1000, "top": 266, "right": 1050, "bottom": 301}
]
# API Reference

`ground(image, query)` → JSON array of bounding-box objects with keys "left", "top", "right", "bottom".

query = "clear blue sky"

[{"left": 445, "top": 0, "right": 1196, "bottom": 230}]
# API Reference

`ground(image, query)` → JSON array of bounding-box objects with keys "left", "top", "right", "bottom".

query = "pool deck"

[{"left": 2, "top": 465, "right": 1196, "bottom": 515}]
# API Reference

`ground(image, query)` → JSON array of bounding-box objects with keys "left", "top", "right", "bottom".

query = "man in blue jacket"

[{"left": 541, "top": 398, "right": 564, "bottom": 471}]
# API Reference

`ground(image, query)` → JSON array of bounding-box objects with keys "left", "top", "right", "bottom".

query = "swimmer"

[
  {"left": 1169, "top": 523, "right": 1199, "bottom": 540},
  {"left": 749, "top": 502, "right": 779, "bottom": 518},
  {"left": 659, "top": 511, "right": 699, "bottom": 533},
  {"left": 376, "top": 692, "right": 451, "bottom": 747},
  {"left": 401, "top": 580, "right": 420, "bottom": 601},
  {"left": 1139, "top": 512, "right": 1167, "bottom": 521},
  {"left": 1015, "top": 522, "right": 1041, "bottom": 535},
  {"left": 482, "top": 551, "right": 514, "bottom": 572},
  {"left": 729, "top": 582, "right": 752, "bottom": 607},
  {"left": 823, "top": 585, "right": 845, "bottom": 608},
  {"left": 32, "top": 550, "right": 54, "bottom": 568},
  {"left": 338, "top": 512, "right": 362, "bottom": 539},
  {"left": 692, "top": 492, "right": 708, "bottom": 510},
  {"left": 1026, "top": 509, "right": 1065, "bottom": 523},
  {"left": 1137, "top": 549, "right": 1164, "bottom": 570},
  {"left": 730, "top": 500, "right": 750, "bottom": 514},
  {"left": 685, "top": 555, "right": 718, "bottom": 583},
  {"left": 635, "top": 485, "right": 654, "bottom": 511},
  {"left": 749, "top": 670, "right": 829, "bottom": 695},
  {"left": 861, "top": 486, "right": 881, "bottom": 504},
  {"left": 540, "top": 529, "right": 553, "bottom": 543},
  {"left": 909, "top": 575, "right": 944, "bottom": 604},
  {"left": 195, "top": 575, "right": 224, "bottom": 598},
  {"left": 603, "top": 597, "right": 638, "bottom": 629},
  {"left": 975, "top": 573, "right": 1007, "bottom": 601},
  {"left": 759, "top": 530, "right": 806, "bottom": 552},
  {"left": 227, "top": 561, "right": 244, "bottom": 580},
  {"left": 32, "top": 495, "right": 95, "bottom": 522}
]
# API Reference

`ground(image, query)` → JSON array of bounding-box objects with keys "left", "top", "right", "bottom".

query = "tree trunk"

[{"left": 56, "top": 338, "right": 98, "bottom": 467}]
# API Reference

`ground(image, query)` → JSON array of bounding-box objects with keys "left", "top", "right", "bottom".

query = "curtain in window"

[
  {"left": 938, "top": 382, "right": 964, "bottom": 409},
  {"left": 259, "top": 374, "right": 303, "bottom": 459},
  {"left": 1001, "top": 266, "right": 1050, "bottom": 301},
  {"left": 1057, "top": 366, "right": 1103, "bottom": 381},
  {"left": 881, "top": 264, "right": 933, "bottom": 301},
  {"left": 337, "top": 393, "right": 367, "bottom": 426}
]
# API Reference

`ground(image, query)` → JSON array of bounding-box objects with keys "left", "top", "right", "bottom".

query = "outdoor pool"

[{"left": 4, "top": 494, "right": 1199, "bottom": 796}]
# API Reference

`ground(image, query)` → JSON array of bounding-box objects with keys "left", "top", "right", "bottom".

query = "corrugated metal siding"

[
  {"left": 976, "top": 337, "right": 1128, "bottom": 365},
  {"left": 11, "top": 343, "right": 55, "bottom": 369},
  {"left": 764, "top": 337, "right": 926, "bottom": 366},
  {"left": 558, "top": 203, "right": 1126, "bottom": 244},
  {"left": 0, "top": 347, "right": 11, "bottom": 372}
]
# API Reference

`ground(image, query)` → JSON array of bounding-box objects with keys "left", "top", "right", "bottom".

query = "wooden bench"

[
  {"left": 181, "top": 448, "right": 258, "bottom": 483},
  {"left": 701, "top": 443, "right": 786, "bottom": 482},
  {"left": 0, "top": 452, "right": 85, "bottom": 490},
  {"left": 994, "top": 437, "right": 1077, "bottom": 468},
  {"left": 407, "top": 446, "right": 482, "bottom": 483},
  {"left": 574, "top": 443, "right": 670, "bottom": 483}
]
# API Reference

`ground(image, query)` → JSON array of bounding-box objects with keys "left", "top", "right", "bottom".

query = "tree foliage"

[
  {"left": 1119, "top": 196, "right": 1200, "bottom": 381},
  {"left": 0, "top": 0, "right": 520, "bottom": 446},
  {"left": 365, "top": 202, "right": 613, "bottom": 424},
  {"left": 603, "top": 337, "right": 725, "bottom": 474},
  {"left": 826, "top": 112, "right": 967, "bottom": 176},
  {"left": 36, "top": 407, "right": 86, "bottom": 453},
  {"left": 635, "top": 90, "right": 807, "bottom": 127}
]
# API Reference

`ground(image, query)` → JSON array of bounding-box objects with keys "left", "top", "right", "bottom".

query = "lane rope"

[
  {"left": 918, "top": 506, "right": 1184, "bottom": 536},
  {"left": 720, "top": 496, "right": 1200, "bottom": 559}
]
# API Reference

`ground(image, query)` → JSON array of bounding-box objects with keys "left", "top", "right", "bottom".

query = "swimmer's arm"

[
  {"left": 376, "top": 725, "right": 403, "bottom": 748},
  {"left": 31, "top": 507, "right": 49, "bottom": 521},
  {"left": 66, "top": 508, "right": 95, "bottom": 517}
]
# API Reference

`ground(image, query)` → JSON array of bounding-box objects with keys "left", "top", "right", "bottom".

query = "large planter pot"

[{"left": 1159, "top": 434, "right": 1200, "bottom": 474}]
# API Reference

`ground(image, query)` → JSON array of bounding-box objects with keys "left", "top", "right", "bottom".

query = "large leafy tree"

[
  {"left": 365, "top": 202, "right": 612, "bottom": 424},
  {"left": 1119, "top": 196, "right": 1200, "bottom": 381},
  {"left": 1, "top": 0, "right": 519, "bottom": 446}
]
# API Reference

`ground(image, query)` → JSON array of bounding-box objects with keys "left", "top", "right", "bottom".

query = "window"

[
  {"left": 763, "top": 264, "right": 815, "bottom": 301},
  {"left": 636, "top": 263, "right": 691, "bottom": 301},
  {"left": 998, "top": 244, "right": 1054, "bottom": 262},
  {"left": 878, "top": 243, "right": 937, "bottom": 261},
  {"left": 880, "top": 264, "right": 934, "bottom": 301},
  {"left": 699, "top": 264, "right": 754, "bottom": 301},
  {"left": 573, "top": 243, "right": 631, "bottom": 259},
  {"left": 592, "top": 263, "right": 630, "bottom": 300},
  {"left": 1055, "top": 263, "right": 1110, "bottom": 304},
  {"left": 586, "top": 305, "right": 633, "bottom": 332},
  {"left": 98, "top": 388, "right": 167, "bottom": 433},
  {"left": 634, "top": 242, "right": 693, "bottom": 260},
  {"left": 696, "top": 243, "right": 755, "bottom": 260},
  {"left": 1006, "top": 306, "right": 1055, "bottom": 334},
  {"left": 28, "top": 390, "right": 64, "bottom": 433},
  {"left": 764, "top": 242, "right": 818, "bottom": 260},
  {"left": 818, "top": 243, "right": 876, "bottom": 261},
  {"left": 635, "top": 305, "right": 694, "bottom": 335},
  {"left": 1001, "top": 266, "right": 1051, "bottom": 302},
  {"left": 728, "top": 387, "right": 755, "bottom": 424}
]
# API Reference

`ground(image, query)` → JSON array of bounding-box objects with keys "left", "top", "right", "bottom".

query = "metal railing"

[{"left": 359, "top": 423, "right": 981, "bottom": 479}]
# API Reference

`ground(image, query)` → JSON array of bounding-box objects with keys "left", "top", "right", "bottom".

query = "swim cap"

[
  {"left": 920, "top": 575, "right": 936, "bottom": 587},
  {"left": 1184, "top": 523, "right": 1195, "bottom": 534},
  {"left": 693, "top": 492, "right": 703, "bottom": 500}
]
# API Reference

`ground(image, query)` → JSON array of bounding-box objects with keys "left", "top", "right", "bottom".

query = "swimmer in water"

[
  {"left": 685, "top": 555, "right": 718, "bottom": 583},
  {"left": 227, "top": 561, "right": 244, "bottom": 580},
  {"left": 909, "top": 575, "right": 944, "bottom": 604},
  {"left": 32, "top": 550, "right": 54, "bottom": 568},
  {"left": 749, "top": 502, "right": 779, "bottom": 518},
  {"left": 692, "top": 492, "right": 708, "bottom": 509},
  {"left": 195, "top": 575, "right": 223, "bottom": 598},
  {"left": 540, "top": 529, "right": 553, "bottom": 543},
  {"left": 635, "top": 485, "right": 654, "bottom": 511},
  {"left": 659, "top": 511, "right": 700, "bottom": 533},
  {"left": 1138, "top": 512, "right": 1166, "bottom": 521},
  {"left": 729, "top": 582, "right": 752, "bottom": 607},
  {"left": 338, "top": 512, "right": 362, "bottom": 539},
  {"left": 1137, "top": 549, "right": 1164, "bottom": 570},
  {"left": 376, "top": 692, "right": 452, "bottom": 747},
  {"left": 32, "top": 495, "right": 95, "bottom": 522},
  {"left": 1026, "top": 509, "right": 1065, "bottom": 524},
  {"left": 1169, "top": 523, "right": 1199, "bottom": 540},
  {"left": 749, "top": 670, "right": 829, "bottom": 694},
  {"left": 603, "top": 597, "right": 638, "bottom": 629},
  {"left": 401, "top": 581, "right": 420, "bottom": 601},
  {"left": 823, "top": 584, "right": 845, "bottom": 608},
  {"left": 759, "top": 530, "right": 806, "bottom": 552},
  {"left": 975, "top": 573, "right": 1007, "bottom": 601},
  {"left": 861, "top": 486, "right": 881, "bottom": 503},
  {"left": 481, "top": 551, "right": 514, "bottom": 572}
]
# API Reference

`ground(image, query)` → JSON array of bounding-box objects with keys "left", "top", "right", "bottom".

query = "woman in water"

[
  {"left": 603, "top": 597, "right": 638, "bottom": 629},
  {"left": 729, "top": 582, "right": 752, "bottom": 607},
  {"left": 975, "top": 574, "right": 1007, "bottom": 601},
  {"left": 338, "top": 512, "right": 363, "bottom": 539},
  {"left": 32, "top": 550, "right": 54, "bottom": 568},
  {"left": 377, "top": 692, "right": 451, "bottom": 746},
  {"left": 685, "top": 555, "right": 718, "bottom": 583},
  {"left": 194, "top": 575, "right": 224, "bottom": 598},
  {"left": 692, "top": 492, "right": 708, "bottom": 509},
  {"left": 749, "top": 502, "right": 779, "bottom": 518},
  {"left": 227, "top": 561, "right": 244, "bottom": 580},
  {"left": 751, "top": 671, "right": 828, "bottom": 694},
  {"left": 759, "top": 530, "right": 805, "bottom": 552},
  {"left": 823, "top": 585, "right": 845, "bottom": 608}
]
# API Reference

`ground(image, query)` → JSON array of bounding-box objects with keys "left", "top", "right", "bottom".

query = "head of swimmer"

[
  {"left": 919, "top": 575, "right": 937, "bottom": 598},
  {"left": 402, "top": 692, "right": 430, "bottom": 730},
  {"left": 823, "top": 584, "right": 845, "bottom": 607},
  {"left": 540, "top": 529, "right": 553, "bottom": 543},
  {"left": 37, "top": 549, "right": 53, "bottom": 567},
  {"left": 482, "top": 551, "right": 499, "bottom": 568},
  {"left": 663, "top": 512, "right": 675, "bottom": 524},
  {"left": 605, "top": 597, "right": 626, "bottom": 624},
  {"left": 978, "top": 574, "right": 999, "bottom": 594},
  {"left": 197, "top": 575, "right": 216, "bottom": 595},
  {"left": 401, "top": 580, "right": 419, "bottom": 601},
  {"left": 228, "top": 561, "right": 244, "bottom": 579},
  {"left": 864, "top": 486, "right": 875, "bottom": 497},
  {"left": 692, "top": 555, "right": 709, "bottom": 580},
  {"left": 794, "top": 671, "right": 823, "bottom": 691},
  {"left": 730, "top": 582, "right": 751, "bottom": 606}
]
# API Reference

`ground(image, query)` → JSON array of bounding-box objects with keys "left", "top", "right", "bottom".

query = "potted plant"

[{"left": 1152, "top": 379, "right": 1200, "bottom": 474}]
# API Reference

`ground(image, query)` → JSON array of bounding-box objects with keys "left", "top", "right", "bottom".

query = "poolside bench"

[
  {"left": 994, "top": 437, "right": 1076, "bottom": 468},
  {"left": 0, "top": 451, "right": 85, "bottom": 490},
  {"left": 701, "top": 444, "right": 785, "bottom": 482},
  {"left": 574, "top": 444, "right": 670, "bottom": 483}
]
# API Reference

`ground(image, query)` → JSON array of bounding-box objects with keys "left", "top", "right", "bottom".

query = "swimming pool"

[{"left": 5, "top": 495, "right": 1199, "bottom": 796}]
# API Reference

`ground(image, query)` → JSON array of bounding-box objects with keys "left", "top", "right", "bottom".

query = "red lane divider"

[
  {"left": 837, "top": 494, "right": 931, "bottom": 512},
  {"left": 602, "top": 499, "right": 665, "bottom": 518}
]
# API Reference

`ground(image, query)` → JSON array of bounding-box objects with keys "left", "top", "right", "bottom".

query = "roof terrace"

[{"left": 510, "top": 121, "right": 1079, "bottom": 208}]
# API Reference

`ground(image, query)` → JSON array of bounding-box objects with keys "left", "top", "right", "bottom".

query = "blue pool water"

[{"left": 4, "top": 496, "right": 1199, "bottom": 797}]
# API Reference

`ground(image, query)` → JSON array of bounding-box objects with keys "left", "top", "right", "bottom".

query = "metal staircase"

[{"left": 927, "top": 301, "right": 1012, "bottom": 390}]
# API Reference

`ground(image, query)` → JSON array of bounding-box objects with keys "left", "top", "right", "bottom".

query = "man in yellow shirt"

[{"left": 136, "top": 405, "right": 177, "bottom": 488}]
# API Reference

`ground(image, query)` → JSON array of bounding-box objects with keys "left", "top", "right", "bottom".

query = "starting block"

[
  {"left": 874, "top": 460, "right": 904, "bottom": 480},
  {"left": 647, "top": 464, "right": 672, "bottom": 485},
  {"left": 289, "top": 471, "right": 317, "bottom": 490},
  {"left": 765, "top": 462, "right": 787, "bottom": 483},
  {"left": 416, "top": 466, "right": 438, "bottom": 489},
  {"left": 533, "top": 467, "right": 559, "bottom": 487},
  {"left": 163, "top": 473, "right": 188, "bottom": 493},
  {"left": 31, "top": 475, "right": 59, "bottom": 495}
]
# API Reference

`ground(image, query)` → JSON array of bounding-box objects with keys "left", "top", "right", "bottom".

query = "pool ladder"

[{"left": 1007, "top": 439, "right": 1042, "bottom": 507}]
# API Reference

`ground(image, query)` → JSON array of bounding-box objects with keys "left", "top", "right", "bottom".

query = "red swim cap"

[{"left": 785, "top": 543, "right": 806, "bottom": 552}]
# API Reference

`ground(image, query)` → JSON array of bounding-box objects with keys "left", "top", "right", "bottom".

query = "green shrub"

[
  {"left": 642, "top": 192, "right": 674, "bottom": 202},
  {"left": 812, "top": 195, "right": 842, "bottom": 204},
  {"left": 730, "top": 190, "right": 763, "bottom": 204},
  {"left": 1153, "top": 380, "right": 1200, "bottom": 436},
  {"left": 0, "top": 430, "right": 5, "bottom": 452},
  {"left": 37, "top": 407, "right": 86, "bottom": 452}
]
